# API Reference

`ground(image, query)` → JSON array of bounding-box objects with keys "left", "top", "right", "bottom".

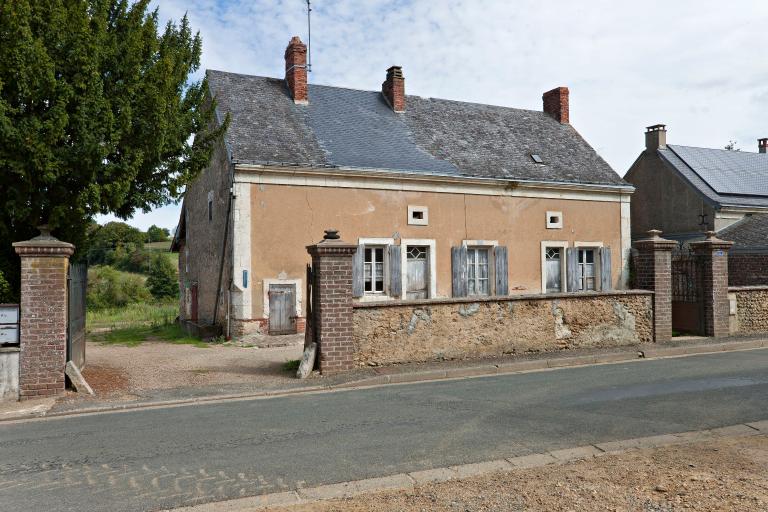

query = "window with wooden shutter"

[
  {"left": 363, "top": 246, "right": 385, "bottom": 294},
  {"left": 451, "top": 246, "right": 468, "bottom": 297},
  {"left": 388, "top": 245, "right": 402, "bottom": 298},
  {"left": 599, "top": 247, "right": 612, "bottom": 291},
  {"left": 466, "top": 247, "right": 490, "bottom": 296},
  {"left": 494, "top": 246, "right": 509, "bottom": 295},
  {"left": 352, "top": 244, "right": 364, "bottom": 297},
  {"left": 564, "top": 247, "right": 578, "bottom": 292}
]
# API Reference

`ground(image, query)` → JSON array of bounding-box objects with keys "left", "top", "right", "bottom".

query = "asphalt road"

[{"left": 1, "top": 349, "right": 768, "bottom": 512}]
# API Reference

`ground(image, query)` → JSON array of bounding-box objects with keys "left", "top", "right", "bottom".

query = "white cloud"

[{"left": 117, "top": 0, "right": 768, "bottom": 229}]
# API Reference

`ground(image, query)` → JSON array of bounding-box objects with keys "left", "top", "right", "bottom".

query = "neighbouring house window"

[
  {"left": 545, "top": 247, "right": 563, "bottom": 293},
  {"left": 467, "top": 247, "right": 490, "bottom": 296},
  {"left": 364, "top": 247, "right": 385, "bottom": 294},
  {"left": 578, "top": 249, "right": 597, "bottom": 291}
]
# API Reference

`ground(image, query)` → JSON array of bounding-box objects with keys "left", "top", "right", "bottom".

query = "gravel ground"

[
  {"left": 65, "top": 338, "right": 304, "bottom": 401},
  {"left": 270, "top": 435, "right": 768, "bottom": 512}
]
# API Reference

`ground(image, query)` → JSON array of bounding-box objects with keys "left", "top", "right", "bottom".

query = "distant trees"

[
  {"left": 146, "top": 256, "right": 178, "bottom": 299},
  {"left": 724, "top": 141, "right": 741, "bottom": 151},
  {"left": 146, "top": 225, "right": 171, "bottom": 243}
]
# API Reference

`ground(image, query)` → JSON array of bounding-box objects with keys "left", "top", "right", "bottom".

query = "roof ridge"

[
  {"left": 205, "top": 68, "right": 546, "bottom": 116},
  {"left": 668, "top": 143, "right": 763, "bottom": 156}
]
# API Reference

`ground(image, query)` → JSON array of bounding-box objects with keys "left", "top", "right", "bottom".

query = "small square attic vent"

[{"left": 531, "top": 154, "right": 544, "bottom": 164}]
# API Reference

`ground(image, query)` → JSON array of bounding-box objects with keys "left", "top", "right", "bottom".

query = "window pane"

[
  {"left": 468, "top": 278, "right": 476, "bottom": 295},
  {"left": 586, "top": 250, "right": 594, "bottom": 264},
  {"left": 478, "top": 278, "right": 489, "bottom": 295}
]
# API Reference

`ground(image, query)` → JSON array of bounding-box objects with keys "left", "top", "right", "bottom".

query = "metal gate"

[
  {"left": 671, "top": 247, "right": 704, "bottom": 335},
  {"left": 67, "top": 263, "right": 87, "bottom": 370}
]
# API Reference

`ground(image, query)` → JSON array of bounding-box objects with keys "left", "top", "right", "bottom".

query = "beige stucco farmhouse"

[{"left": 171, "top": 36, "right": 633, "bottom": 338}]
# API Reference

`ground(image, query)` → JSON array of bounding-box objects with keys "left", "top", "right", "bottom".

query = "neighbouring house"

[
  {"left": 625, "top": 125, "right": 768, "bottom": 285},
  {"left": 171, "top": 36, "right": 633, "bottom": 338}
]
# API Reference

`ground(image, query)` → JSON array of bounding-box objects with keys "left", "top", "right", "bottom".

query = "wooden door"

[
  {"left": 406, "top": 246, "right": 429, "bottom": 299},
  {"left": 269, "top": 284, "right": 297, "bottom": 335}
]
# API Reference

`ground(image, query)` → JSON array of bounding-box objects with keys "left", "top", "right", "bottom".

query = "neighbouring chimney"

[
  {"left": 645, "top": 124, "right": 667, "bottom": 151},
  {"left": 285, "top": 36, "right": 308, "bottom": 104},
  {"left": 382, "top": 66, "right": 405, "bottom": 113},
  {"left": 759, "top": 138, "right": 768, "bottom": 154},
  {"left": 542, "top": 87, "right": 569, "bottom": 124}
]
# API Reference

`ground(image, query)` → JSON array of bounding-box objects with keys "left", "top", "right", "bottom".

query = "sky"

[{"left": 98, "top": 0, "right": 768, "bottom": 231}]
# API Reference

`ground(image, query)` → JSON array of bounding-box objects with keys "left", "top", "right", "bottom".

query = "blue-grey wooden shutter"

[
  {"left": 494, "top": 246, "right": 508, "bottom": 295},
  {"left": 451, "top": 246, "right": 468, "bottom": 297},
  {"left": 600, "top": 246, "right": 612, "bottom": 291},
  {"left": 352, "top": 244, "right": 364, "bottom": 297},
  {"left": 566, "top": 247, "right": 579, "bottom": 292},
  {"left": 388, "top": 245, "right": 402, "bottom": 298}
]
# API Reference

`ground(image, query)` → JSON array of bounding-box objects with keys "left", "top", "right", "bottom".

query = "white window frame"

[
  {"left": 358, "top": 238, "right": 395, "bottom": 301},
  {"left": 546, "top": 211, "right": 563, "bottom": 229},
  {"left": 407, "top": 205, "right": 429, "bottom": 226},
  {"left": 400, "top": 239, "right": 437, "bottom": 300},
  {"left": 262, "top": 278, "right": 302, "bottom": 319},
  {"left": 462, "top": 240, "right": 498, "bottom": 296},
  {"left": 541, "top": 241, "right": 568, "bottom": 293}
]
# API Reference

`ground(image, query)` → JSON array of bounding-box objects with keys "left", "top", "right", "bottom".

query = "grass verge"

[
  {"left": 93, "top": 323, "right": 210, "bottom": 348},
  {"left": 88, "top": 301, "right": 178, "bottom": 331},
  {"left": 282, "top": 359, "right": 301, "bottom": 372}
]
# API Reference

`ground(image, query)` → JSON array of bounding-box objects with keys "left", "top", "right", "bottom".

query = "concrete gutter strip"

[
  {"left": 168, "top": 421, "right": 768, "bottom": 512},
  {"left": 1, "top": 338, "right": 765, "bottom": 424}
]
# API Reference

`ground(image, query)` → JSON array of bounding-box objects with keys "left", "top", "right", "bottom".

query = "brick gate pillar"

[
  {"left": 690, "top": 231, "right": 733, "bottom": 338},
  {"left": 13, "top": 228, "right": 74, "bottom": 399},
  {"left": 306, "top": 230, "right": 357, "bottom": 374},
  {"left": 634, "top": 230, "right": 676, "bottom": 343}
]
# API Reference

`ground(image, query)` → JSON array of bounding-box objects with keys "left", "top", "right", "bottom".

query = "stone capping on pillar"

[
  {"left": 633, "top": 229, "right": 676, "bottom": 344},
  {"left": 306, "top": 230, "right": 358, "bottom": 374},
  {"left": 690, "top": 231, "right": 734, "bottom": 338},
  {"left": 12, "top": 226, "right": 74, "bottom": 400}
]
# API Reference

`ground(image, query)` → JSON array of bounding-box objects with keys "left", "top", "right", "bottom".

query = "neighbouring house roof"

[
  {"left": 719, "top": 214, "right": 768, "bottom": 251},
  {"left": 206, "top": 70, "right": 627, "bottom": 188},
  {"left": 658, "top": 145, "right": 768, "bottom": 209}
]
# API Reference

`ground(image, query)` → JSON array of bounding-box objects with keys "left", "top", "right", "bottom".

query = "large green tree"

[{"left": 0, "top": 0, "right": 224, "bottom": 294}]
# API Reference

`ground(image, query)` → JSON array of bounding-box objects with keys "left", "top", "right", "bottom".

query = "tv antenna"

[{"left": 306, "top": 0, "right": 313, "bottom": 72}]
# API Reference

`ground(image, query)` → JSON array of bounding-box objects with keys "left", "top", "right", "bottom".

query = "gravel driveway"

[{"left": 77, "top": 337, "right": 305, "bottom": 400}]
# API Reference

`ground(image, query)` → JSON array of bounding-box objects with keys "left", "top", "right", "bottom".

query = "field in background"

[{"left": 88, "top": 301, "right": 178, "bottom": 331}]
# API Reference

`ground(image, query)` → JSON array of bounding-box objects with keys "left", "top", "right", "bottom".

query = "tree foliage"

[
  {"left": 145, "top": 254, "right": 177, "bottom": 299},
  {"left": 0, "top": 0, "right": 225, "bottom": 291},
  {"left": 146, "top": 224, "right": 170, "bottom": 243}
]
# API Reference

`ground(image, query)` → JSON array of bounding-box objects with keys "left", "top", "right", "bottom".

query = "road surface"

[{"left": 1, "top": 349, "right": 767, "bottom": 511}]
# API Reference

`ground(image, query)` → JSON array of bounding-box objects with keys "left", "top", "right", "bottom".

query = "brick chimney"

[
  {"left": 645, "top": 124, "right": 667, "bottom": 151},
  {"left": 759, "top": 138, "right": 768, "bottom": 154},
  {"left": 542, "top": 87, "right": 569, "bottom": 124},
  {"left": 382, "top": 66, "right": 405, "bottom": 113},
  {"left": 285, "top": 36, "right": 308, "bottom": 104}
]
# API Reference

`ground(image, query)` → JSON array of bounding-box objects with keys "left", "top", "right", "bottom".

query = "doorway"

[
  {"left": 406, "top": 245, "right": 429, "bottom": 299},
  {"left": 268, "top": 284, "right": 297, "bottom": 335}
]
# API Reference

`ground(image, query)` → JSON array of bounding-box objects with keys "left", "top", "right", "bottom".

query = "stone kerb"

[
  {"left": 12, "top": 228, "right": 74, "bottom": 400},
  {"left": 306, "top": 230, "right": 357, "bottom": 374},
  {"left": 690, "top": 231, "right": 734, "bottom": 338},
  {"left": 633, "top": 230, "right": 676, "bottom": 343}
]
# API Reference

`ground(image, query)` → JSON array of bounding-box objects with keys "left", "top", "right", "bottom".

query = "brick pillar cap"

[
  {"left": 306, "top": 229, "right": 357, "bottom": 255},
  {"left": 13, "top": 226, "right": 74, "bottom": 256},
  {"left": 690, "top": 231, "right": 734, "bottom": 252},
  {"left": 634, "top": 229, "right": 676, "bottom": 251}
]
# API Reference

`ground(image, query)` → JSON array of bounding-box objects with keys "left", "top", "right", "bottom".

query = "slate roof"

[
  {"left": 658, "top": 145, "right": 768, "bottom": 209},
  {"left": 207, "top": 70, "right": 626, "bottom": 187},
  {"left": 718, "top": 214, "right": 768, "bottom": 251}
]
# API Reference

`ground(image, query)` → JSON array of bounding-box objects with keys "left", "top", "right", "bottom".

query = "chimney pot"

[
  {"left": 759, "top": 138, "right": 768, "bottom": 154},
  {"left": 285, "top": 36, "right": 308, "bottom": 104},
  {"left": 382, "top": 66, "right": 405, "bottom": 113},
  {"left": 542, "top": 87, "right": 569, "bottom": 124},
  {"left": 645, "top": 124, "right": 667, "bottom": 151}
]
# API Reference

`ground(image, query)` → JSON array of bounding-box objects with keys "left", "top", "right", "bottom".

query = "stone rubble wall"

[
  {"left": 352, "top": 291, "right": 654, "bottom": 367},
  {"left": 729, "top": 286, "right": 768, "bottom": 336}
]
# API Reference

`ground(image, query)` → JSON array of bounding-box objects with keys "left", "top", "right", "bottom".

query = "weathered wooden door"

[
  {"left": 67, "top": 263, "right": 87, "bottom": 371},
  {"left": 269, "top": 284, "right": 297, "bottom": 335},
  {"left": 406, "top": 246, "right": 428, "bottom": 299}
]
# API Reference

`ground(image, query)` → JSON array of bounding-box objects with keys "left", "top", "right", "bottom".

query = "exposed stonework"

[
  {"left": 352, "top": 291, "right": 653, "bottom": 367},
  {"left": 729, "top": 286, "right": 768, "bottom": 335}
]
